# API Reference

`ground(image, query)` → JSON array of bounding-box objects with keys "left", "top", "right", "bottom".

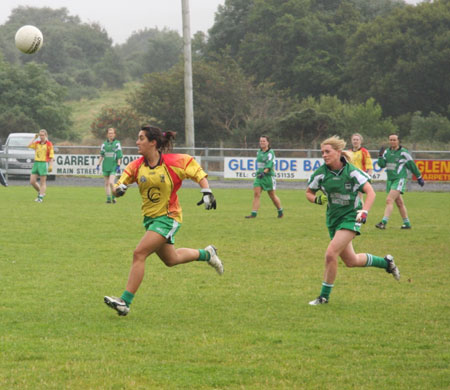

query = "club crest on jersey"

[
  {"left": 140, "top": 176, "right": 147, "bottom": 183},
  {"left": 345, "top": 182, "right": 352, "bottom": 191},
  {"left": 160, "top": 174, "right": 165, "bottom": 183}
]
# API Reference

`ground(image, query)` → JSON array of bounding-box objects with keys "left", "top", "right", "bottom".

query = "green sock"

[
  {"left": 121, "top": 290, "right": 134, "bottom": 307},
  {"left": 197, "top": 249, "right": 211, "bottom": 261},
  {"left": 277, "top": 208, "right": 283, "bottom": 216},
  {"left": 251, "top": 211, "right": 257, "bottom": 217},
  {"left": 107, "top": 196, "right": 112, "bottom": 201},
  {"left": 403, "top": 218, "right": 411, "bottom": 226},
  {"left": 365, "top": 254, "right": 388, "bottom": 269},
  {"left": 320, "top": 282, "right": 334, "bottom": 300},
  {"left": 382, "top": 217, "right": 389, "bottom": 225}
]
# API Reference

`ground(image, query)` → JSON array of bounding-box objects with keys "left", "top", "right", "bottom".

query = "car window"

[{"left": 8, "top": 136, "right": 34, "bottom": 147}]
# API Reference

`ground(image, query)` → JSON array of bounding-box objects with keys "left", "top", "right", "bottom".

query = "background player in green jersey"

[
  {"left": 375, "top": 134, "right": 424, "bottom": 229},
  {"left": 306, "top": 136, "right": 400, "bottom": 306},
  {"left": 245, "top": 136, "right": 284, "bottom": 218},
  {"left": 97, "top": 128, "right": 123, "bottom": 203}
]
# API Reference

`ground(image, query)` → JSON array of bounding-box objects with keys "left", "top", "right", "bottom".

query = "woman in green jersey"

[
  {"left": 375, "top": 134, "right": 424, "bottom": 230},
  {"left": 306, "top": 136, "right": 400, "bottom": 306},
  {"left": 245, "top": 136, "right": 284, "bottom": 219},
  {"left": 97, "top": 128, "right": 123, "bottom": 203}
]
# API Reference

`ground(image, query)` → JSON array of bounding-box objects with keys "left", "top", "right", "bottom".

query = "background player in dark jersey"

[
  {"left": 375, "top": 134, "right": 424, "bottom": 230},
  {"left": 97, "top": 128, "right": 123, "bottom": 203},
  {"left": 245, "top": 135, "right": 283, "bottom": 219},
  {"left": 306, "top": 136, "right": 400, "bottom": 306},
  {"left": 104, "top": 125, "right": 223, "bottom": 316}
]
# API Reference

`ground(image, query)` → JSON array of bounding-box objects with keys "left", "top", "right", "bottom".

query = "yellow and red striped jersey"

[
  {"left": 349, "top": 147, "right": 373, "bottom": 173},
  {"left": 116, "top": 154, "right": 207, "bottom": 222},
  {"left": 29, "top": 141, "right": 54, "bottom": 162}
]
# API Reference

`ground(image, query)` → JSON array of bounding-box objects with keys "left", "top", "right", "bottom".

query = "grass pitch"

[{"left": 0, "top": 185, "right": 448, "bottom": 389}]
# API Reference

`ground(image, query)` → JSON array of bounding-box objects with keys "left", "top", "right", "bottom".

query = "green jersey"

[
  {"left": 256, "top": 148, "right": 276, "bottom": 176},
  {"left": 100, "top": 139, "right": 123, "bottom": 171},
  {"left": 308, "top": 159, "right": 371, "bottom": 229},
  {"left": 377, "top": 146, "right": 421, "bottom": 181}
]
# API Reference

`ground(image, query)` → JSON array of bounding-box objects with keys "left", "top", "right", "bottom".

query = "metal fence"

[{"left": 1, "top": 145, "right": 450, "bottom": 179}]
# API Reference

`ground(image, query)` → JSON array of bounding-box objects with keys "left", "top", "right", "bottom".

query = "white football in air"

[{"left": 15, "top": 25, "right": 43, "bottom": 54}]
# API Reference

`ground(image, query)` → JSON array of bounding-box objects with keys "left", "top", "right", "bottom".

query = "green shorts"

[
  {"left": 31, "top": 161, "right": 48, "bottom": 176},
  {"left": 386, "top": 178, "right": 406, "bottom": 194},
  {"left": 253, "top": 175, "right": 276, "bottom": 191},
  {"left": 103, "top": 170, "right": 115, "bottom": 177},
  {"left": 327, "top": 216, "right": 361, "bottom": 239},
  {"left": 143, "top": 215, "right": 181, "bottom": 244}
]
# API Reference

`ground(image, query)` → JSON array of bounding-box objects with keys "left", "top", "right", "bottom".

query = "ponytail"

[{"left": 141, "top": 125, "right": 177, "bottom": 153}]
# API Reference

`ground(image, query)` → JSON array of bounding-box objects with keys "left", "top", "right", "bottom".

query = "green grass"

[{"left": 0, "top": 186, "right": 449, "bottom": 389}]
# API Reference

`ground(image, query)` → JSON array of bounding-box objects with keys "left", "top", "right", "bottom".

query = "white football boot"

[
  {"left": 385, "top": 255, "right": 400, "bottom": 281},
  {"left": 104, "top": 296, "right": 130, "bottom": 316},
  {"left": 205, "top": 245, "right": 224, "bottom": 275}
]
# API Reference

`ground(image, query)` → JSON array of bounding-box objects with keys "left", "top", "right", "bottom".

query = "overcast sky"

[{"left": 0, "top": 0, "right": 424, "bottom": 45}]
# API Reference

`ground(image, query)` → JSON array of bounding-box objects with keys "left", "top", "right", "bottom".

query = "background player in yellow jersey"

[
  {"left": 28, "top": 129, "right": 54, "bottom": 202},
  {"left": 348, "top": 133, "right": 373, "bottom": 206},
  {"left": 104, "top": 125, "right": 223, "bottom": 316}
]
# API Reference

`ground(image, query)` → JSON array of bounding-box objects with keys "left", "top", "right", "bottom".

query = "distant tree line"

[{"left": 0, "top": 1, "right": 449, "bottom": 147}]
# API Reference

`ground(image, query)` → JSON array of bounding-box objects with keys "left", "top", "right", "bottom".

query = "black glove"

[
  {"left": 378, "top": 146, "right": 386, "bottom": 157},
  {"left": 257, "top": 172, "right": 265, "bottom": 179},
  {"left": 115, "top": 184, "right": 128, "bottom": 197},
  {"left": 197, "top": 189, "right": 216, "bottom": 210},
  {"left": 417, "top": 177, "right": 425, "bottom": 187}
]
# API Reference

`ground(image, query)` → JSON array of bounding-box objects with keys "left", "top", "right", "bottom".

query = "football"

[{"left": 15, "top": 25, "right": 43, "bottom": 54}]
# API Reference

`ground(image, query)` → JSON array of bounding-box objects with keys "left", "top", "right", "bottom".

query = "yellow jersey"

[
  {"left": 116, "top": 154, "right": 207, "bottom": 223},
  {"left": 29, "top": 141, "right": 54, "bottom": 162},
  {"left": 349, "top": 147, "right": 373, "bottom": 172}
]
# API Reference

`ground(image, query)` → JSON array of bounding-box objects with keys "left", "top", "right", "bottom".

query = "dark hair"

[
  {"left": 141, "top": 125, "right": 176, "bottom": 153},
  {"left": 260, "top": 135, "right": 271, "bottom": 149},
  {"left": 389, "top": 133, "right": 399, "bottom": 140}
]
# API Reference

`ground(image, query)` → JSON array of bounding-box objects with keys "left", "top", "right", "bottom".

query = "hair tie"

[{"left": 162, "top": 132, "right": 166, "bottom": 137}]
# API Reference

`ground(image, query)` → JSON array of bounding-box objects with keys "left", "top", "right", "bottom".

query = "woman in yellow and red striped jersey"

[
  {"left": 104, "top": 125, "right": 224, "bottom": 316},
  {"left": 348, "top": 133, "right": 373, "bottom": 206},
  {"left": 28, "top": 129, "right": 54, "bottom": 202}
]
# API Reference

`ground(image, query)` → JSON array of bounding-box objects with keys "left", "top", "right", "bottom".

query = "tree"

[
  {"left": 344, "top": 1, "right": 450, "bottom": 118},
  {"left": 94, "top": 49, "right": 127, "bottom": 88},
  {"left": 0, "top": 6, "right": 122, "bottom": 98},
  {"left": 116, "top": 28, "right": 183, "bottom": 80},
  {"left": 279, "top": 107, "right": 334, "bottom": 146},
  {"left": 206, "top": 0, "right": 402, "bottom": 100},
  {"left": 90, "top": 106, "right": 148, "bottom": 141},
  {"left": 278, "top": 95, "right": 396, "bottom": 147},
  {"left": 128, "top": 58, "right": 252, "bottom": 146},
  {"left": 410, "top": 111, "right": 450, "bottom": 143},
  {"left": 0, "top": 59, "right": 73, "bottom": 141}
]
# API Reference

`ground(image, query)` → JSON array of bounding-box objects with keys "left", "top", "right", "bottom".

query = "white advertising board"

[{"left": 224, "top": 157, "right": 387, "bottom": 180}]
